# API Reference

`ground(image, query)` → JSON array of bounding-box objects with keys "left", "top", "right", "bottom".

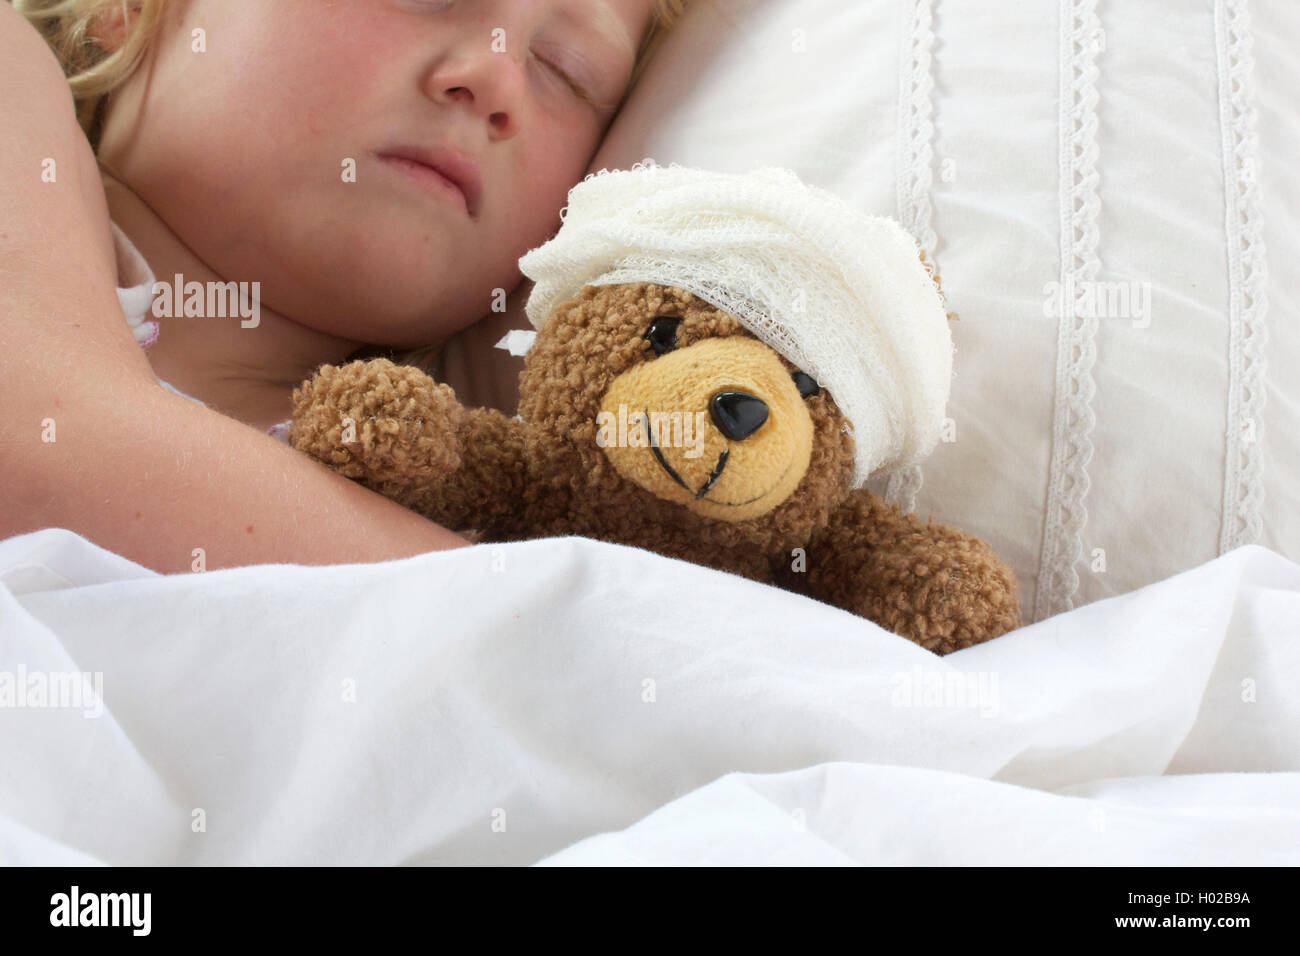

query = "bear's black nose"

[{"left": 709, "top": 390, "right": 769, "bottom": 441}]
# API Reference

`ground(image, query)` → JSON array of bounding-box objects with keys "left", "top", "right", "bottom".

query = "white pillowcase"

[{"left": 585, "top": 0, "right": 1298, "bottom": 623}]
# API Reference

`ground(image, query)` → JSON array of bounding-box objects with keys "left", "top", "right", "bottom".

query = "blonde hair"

[
  {"left": 16, "top": 0, "right": 692, "bottom": 371},
  {"left": 12, "top": 0, "right": 170, "bottom": 149}
]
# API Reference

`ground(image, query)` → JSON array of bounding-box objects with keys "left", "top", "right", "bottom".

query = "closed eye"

[{"left": 532, "top": 49, "right": 597, "bottom": 108}]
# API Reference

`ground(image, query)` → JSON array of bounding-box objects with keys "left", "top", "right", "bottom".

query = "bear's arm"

[
  {"left": 430, "top": 406, "right": 532, "bottom": 537},
  {"left": 289, "top": 359, "right": 532, "bottom": 538},
  {"left": 797, "top": 486, "right": 1021, "bottom": 654}
]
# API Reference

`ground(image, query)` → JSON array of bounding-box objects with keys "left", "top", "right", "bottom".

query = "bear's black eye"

[
  {"left": 792, "top": 370, "right": 821, "bottom": 397},
  {"left": 645, "top": 315, "right": 682, "bottom": 356}
]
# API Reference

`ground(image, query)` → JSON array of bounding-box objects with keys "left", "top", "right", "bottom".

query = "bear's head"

[{"left": 516, "top": 281, "right": 858, "bottom": 549}]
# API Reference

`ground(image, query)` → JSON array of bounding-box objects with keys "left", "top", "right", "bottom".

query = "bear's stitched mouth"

[
  {"left": 644, "top": 408, "right": 728, "bottom": 499},
  {"left": 643, "top": 407, "right": 793, "bottom": 506},
  {"left": 702, "top": 456, "right": 797, "bottom": 508}
]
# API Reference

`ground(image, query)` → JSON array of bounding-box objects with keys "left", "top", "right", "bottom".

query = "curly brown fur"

[
  {"left": 289, "top": 360, "right": 537, "bottom": 535},
  {"left": 290, "top": 281, "right": 1021, "bottom": 653},
  {"left": 511, "top": 282, "right": 859, "bottom": 579},
  {"left": 788, "top": 488, "right": 1021, "bottom": 653}
]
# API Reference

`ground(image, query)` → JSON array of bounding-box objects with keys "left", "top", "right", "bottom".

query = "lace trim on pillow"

[
  {"left": 1034, "top": 0, "right": 1103, "bottom": 622},
  {"left": 1214, "top": 0, "right": 1269, "bottom": 554},
  {"left": 886, "top": 0, "right": 939, "bottom": 516}
]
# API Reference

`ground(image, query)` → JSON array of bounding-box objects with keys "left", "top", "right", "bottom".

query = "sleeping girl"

[{"left": 0, "top": 0, "right": 687, "bottom": 571}]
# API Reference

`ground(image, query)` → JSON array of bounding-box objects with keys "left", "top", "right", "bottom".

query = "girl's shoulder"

[{"left": 0, "top": 3, "right": 84, "bottom": 130}]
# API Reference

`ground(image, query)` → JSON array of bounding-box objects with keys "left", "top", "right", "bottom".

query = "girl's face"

[{"left": 97, "top": 0, "right": 656, "bottom": 346}]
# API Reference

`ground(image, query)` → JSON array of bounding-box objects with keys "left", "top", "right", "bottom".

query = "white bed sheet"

[{"left": 0, "top": 529, "right": 1296, "bottom": 865}]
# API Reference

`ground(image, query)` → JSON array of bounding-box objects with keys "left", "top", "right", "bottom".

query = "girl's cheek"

[{"left": 277, "top": 4, "right": 405, "bottom": 87}]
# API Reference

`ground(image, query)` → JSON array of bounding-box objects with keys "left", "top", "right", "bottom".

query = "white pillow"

[{"left": 585, "top": 0, "right": 1298, "bottom": 623}]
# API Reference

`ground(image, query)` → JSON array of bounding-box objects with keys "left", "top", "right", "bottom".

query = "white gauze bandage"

[{"left": 517, "top": 160, "right": 954, "bottom": 487}]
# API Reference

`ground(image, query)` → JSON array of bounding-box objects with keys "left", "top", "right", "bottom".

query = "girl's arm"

[
  {"left": 0, "top": 4, "right": 470, "bottom": 571},
  {"left": 0, "top": 0, "right": 158, "bottom": 396},
  {"left": 3, "top": 382, "right": 471, "bottom": 572}
]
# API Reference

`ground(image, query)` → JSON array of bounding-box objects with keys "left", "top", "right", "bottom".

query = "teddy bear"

[{"left": 287, "top": 164, "right": 1022, "bottom": 654}]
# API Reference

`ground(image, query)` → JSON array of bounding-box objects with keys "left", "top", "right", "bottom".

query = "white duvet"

[{"left": 0, "top": 528, "right": 1296, "bottom": 866}]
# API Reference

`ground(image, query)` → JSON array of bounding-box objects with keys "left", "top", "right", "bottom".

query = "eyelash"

[
  {"left": 533, "top": 51, "right": 596, "bottom": 108},
  {"left": 404, "top": 0, "right": 598, "bottom": 107}
]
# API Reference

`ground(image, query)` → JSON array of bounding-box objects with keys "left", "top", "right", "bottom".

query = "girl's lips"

[
  {"left": 372, "top": 144, "right": 483, "bottom": 217},
  {"left": 375, "top": 153, "right": 472, "bottom": 217}
]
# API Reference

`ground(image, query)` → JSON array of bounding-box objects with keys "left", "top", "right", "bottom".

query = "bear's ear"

[{"left": 918, "top": 247, "right": 959, "bottom": 322}]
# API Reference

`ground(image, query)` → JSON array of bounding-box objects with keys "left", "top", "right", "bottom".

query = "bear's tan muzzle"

[{"left": 596, "top": 337, "right": 813, "bottom": 522}]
